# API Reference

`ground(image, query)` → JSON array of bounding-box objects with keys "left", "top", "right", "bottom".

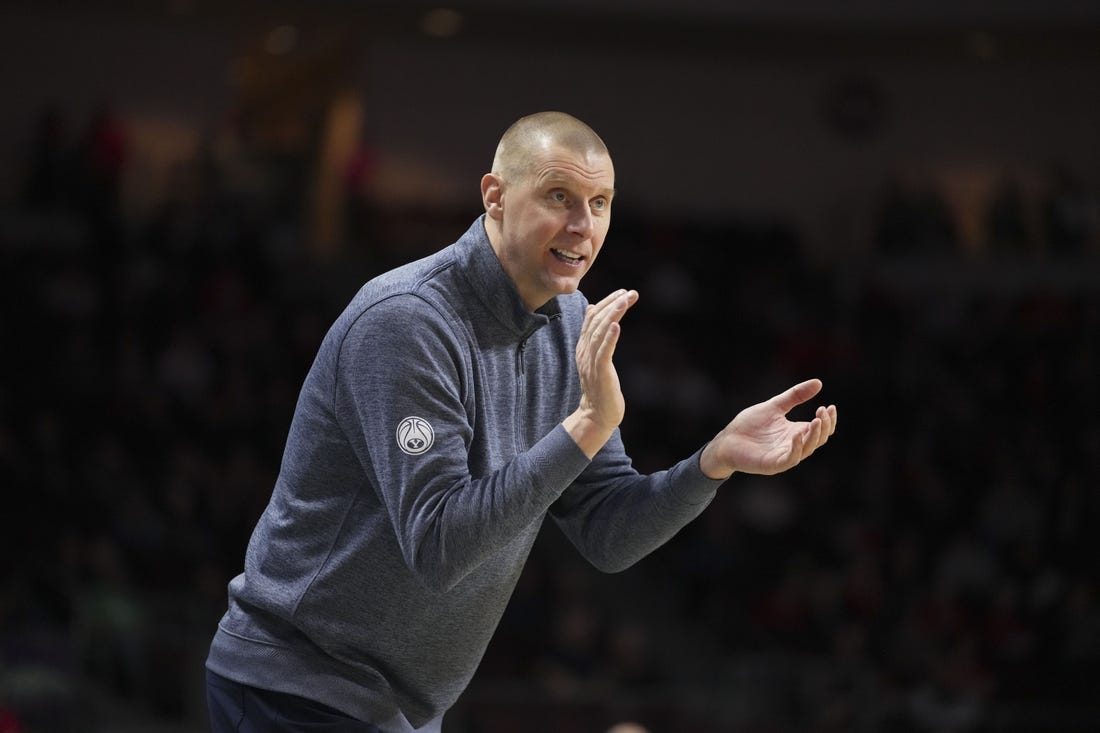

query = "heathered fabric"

[{"left": 206, "top": 217, "right": 723, "bottom": 731}]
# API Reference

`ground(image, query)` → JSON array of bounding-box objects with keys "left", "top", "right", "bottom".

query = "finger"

[
  {"left": 578, "top": 302, "right": 612, "bottom": 362},
  {"left": 585, "top": 289, "right": 632, "bottom": 334},
  {"left": 592, "top": 288, "right": 629, "bottom": 311},
  {"left": 788, "top": 419, "right": 817, "bottom": 468},
  {"left": 579, "top": 290, "right": 624, "bottom": 336},
  {"left": 820, "top": 405, "right": 836, "bottom": 440},
  {"left": 593, "top": 293, "right": 638, "bottom": 362},
  {"left": 811, "top": 405, "right": 836, "bottom": 445},
  {"left": 580, "top": 290, "right": 632, "bottom": 344},
  {"left": 598, "top": 289, "right": 638, "bottom": 327},
  {"left": 770, "top": 378, "right": 823, "bottom": 414},
  {"left": 814, "top": 406, "right": 832, "bottom": 447},
  {"left": 800, "top": 417, "right": 824, "bottom": 459},
  {"left": 589, "top": 290, "right": 638, "bottom": 348},
  {"left": 594, "top": 320, "right": 623, "bottom": 364}
]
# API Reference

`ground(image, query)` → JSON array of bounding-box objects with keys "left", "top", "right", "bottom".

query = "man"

[{"left": 205, "top": 111, "right": 837, "bottom": 732}]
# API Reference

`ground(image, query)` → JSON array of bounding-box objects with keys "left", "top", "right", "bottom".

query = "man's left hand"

[{"left": 699, "top": 379, "right": 837, "bottom": 480}]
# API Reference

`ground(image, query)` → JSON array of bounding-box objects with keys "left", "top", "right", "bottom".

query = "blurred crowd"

[{"left": 1, "top": 106, "right": 1099, "bottom": 732}]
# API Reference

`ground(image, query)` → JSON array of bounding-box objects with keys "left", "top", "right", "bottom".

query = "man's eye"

[
  {"left": 592, "top": 197, "right": 608, "bottom": 210},
  {"left": 552, "top": 191, "right": 568, "bottom": 203}
]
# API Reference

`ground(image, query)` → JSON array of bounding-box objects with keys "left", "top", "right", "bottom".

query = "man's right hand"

[{"left": 563, "top": 288, "right": 639, "bottom": 458}]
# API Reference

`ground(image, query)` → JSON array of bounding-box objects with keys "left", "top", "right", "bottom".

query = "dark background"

[{"left": 1, "top": 1, "right": 1099, "bottom": 731}]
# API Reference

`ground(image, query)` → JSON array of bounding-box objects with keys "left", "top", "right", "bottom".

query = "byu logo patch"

[{"left": 396, "top": 416, "right": 434, "bottom": 456}]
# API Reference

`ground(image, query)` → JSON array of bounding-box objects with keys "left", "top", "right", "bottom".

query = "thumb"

[{"left": 771, "top": 379, "right": 823, "bottom": 414}]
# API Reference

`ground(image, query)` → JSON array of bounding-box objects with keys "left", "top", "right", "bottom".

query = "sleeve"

[
  {"left": 334, "top": 294, "right": 591, "bottom": 592},
  {"left": 549, "top": 429, "right": 725, "bottom": 573}
]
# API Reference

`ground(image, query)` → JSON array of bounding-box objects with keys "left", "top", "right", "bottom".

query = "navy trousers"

[{"left": 206, "top": 669, "right": 383, "bottom": 732}]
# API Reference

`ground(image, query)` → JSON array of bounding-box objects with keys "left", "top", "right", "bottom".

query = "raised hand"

[
  {"left": 699, "top": 379, "right": 837, "bottom": 479},
  {"left": 563, "top": 288, "right": 639, "bottom": 457}
]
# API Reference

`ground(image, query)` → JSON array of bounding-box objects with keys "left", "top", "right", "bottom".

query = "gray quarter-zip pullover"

[{"left": 206, "top": 216, "right": 723, "bottom": 731}]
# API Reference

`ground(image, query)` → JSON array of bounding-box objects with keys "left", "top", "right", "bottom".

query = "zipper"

[
  {"left": 514, "top": 314, "right": 559, "bottom": 450},
  {"left": 515, "top": 337, "right": 528, "bottom": 452},
  {"left": 517, "top": 313, "right": 557, "bottom": 374}
]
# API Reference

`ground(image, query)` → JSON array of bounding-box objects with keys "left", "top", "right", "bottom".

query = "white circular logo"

[{"left": 396, "top": 416, "right": 434, "bottom": 456}]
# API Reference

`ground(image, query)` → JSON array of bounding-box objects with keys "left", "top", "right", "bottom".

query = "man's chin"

[
  {"left": 552, "top": 268, "right": 587, "bottom": 290},
  {"left": 551, "top": 280, "right": 582, "bottom": 298}
]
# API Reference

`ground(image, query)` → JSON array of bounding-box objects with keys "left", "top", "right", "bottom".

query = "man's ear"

[{"left": 481, "top": 173, "right": 504, "bottom": 221}]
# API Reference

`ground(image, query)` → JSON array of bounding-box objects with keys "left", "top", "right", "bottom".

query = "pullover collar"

[{"left": 457, "top": 216, "right": 562, "bottom": 339}]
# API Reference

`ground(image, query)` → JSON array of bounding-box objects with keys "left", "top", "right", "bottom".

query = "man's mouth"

[{"left": 551, "top": 248, "right": 585, "bottom": 265}]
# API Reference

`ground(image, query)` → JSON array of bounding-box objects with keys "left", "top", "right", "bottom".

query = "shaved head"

[
  {"left": 479, "top": 111, "right": 615, "bottom": 310},
  {"left": 491, "top": 111, "right": 610, "bottom": 182}
]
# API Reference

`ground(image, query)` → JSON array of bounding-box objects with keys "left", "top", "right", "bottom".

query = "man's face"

[{"left": 491, "top": 144, "right": 615, "bottom": 310}]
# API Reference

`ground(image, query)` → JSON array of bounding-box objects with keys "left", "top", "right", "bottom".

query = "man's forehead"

[{"left": 530, "top": 148, "right": 615, "bottom": 191}]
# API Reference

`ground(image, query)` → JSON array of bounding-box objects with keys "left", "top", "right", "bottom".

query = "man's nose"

[{"left": 566, "top": 206, "right": 594, "bottom": 238}]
